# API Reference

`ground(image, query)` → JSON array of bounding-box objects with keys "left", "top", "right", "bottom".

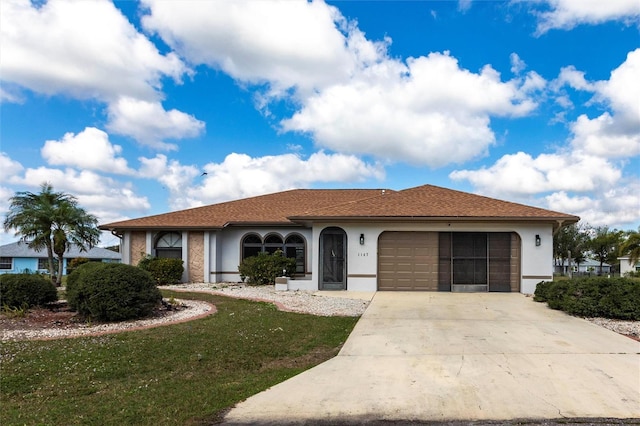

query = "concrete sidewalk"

[{"left": 224, "top": 293, "right": 640, "bottom": 424}]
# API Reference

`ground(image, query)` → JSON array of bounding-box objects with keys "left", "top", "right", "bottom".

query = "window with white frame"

[
  {"left": 241, "top": 233, "right": 306, "bottom": 275},
  {"left": 155, "top": 232, "right": 182, "bottom": 259}
]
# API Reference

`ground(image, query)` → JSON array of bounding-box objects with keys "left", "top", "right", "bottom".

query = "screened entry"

[{"left": 440, "top": 232, "right": 520, "bottom": 292}]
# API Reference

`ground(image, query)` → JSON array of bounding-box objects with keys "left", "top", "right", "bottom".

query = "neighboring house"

[
  {"left": 554, "top": 258, "right": 612, "bottom": 275},
  {"left": 0, "top": 242, "right": 121, "bottom": 276},
  {"left": 619, "top": 257, "right": 640, "bottom": 276},
  {"left": 100, "top": 184, "right": 579, "bottom": 294}
]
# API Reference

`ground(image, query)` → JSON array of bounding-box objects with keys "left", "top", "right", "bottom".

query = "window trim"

[
  {"left": 154, "top": 231, "right": 183, "bottom": 259},
  {"left": 0, "top": 257, "right": 12, "bottom": 270},
  {"left": 240, "top": 232, "right": 307, "bottom": 276}
]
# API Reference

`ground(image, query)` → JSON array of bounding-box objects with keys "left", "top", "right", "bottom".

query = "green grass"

[{"left": 0, "top": 291, "right": 359, "bottom": 425}]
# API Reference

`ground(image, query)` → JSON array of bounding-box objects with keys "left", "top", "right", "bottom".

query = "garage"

[
  {"left": 377, "top": 231, "right": 521, "bottom": 292},
  {"left": 378, "top": 232, "right": 439, "bottom": 291}
]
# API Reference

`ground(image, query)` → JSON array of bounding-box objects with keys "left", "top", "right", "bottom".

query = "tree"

[
  {"left": 553, "top": 222, "right": 590, "bottom": 275},
  {"left": 588, "top": 226, "right": 624, "bottom": 275},
  {"left": 619, "top": 228, "right": 640, "bottom": 268},
  {"left": 51, "top": 200, "right": 100, "bottom": 285},
  {"left": 3, "top": 183, "right": 100, "bottom": 285}
]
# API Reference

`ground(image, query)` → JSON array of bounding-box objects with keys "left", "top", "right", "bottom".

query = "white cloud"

[
  {"left": 0, "top": 152, "right": 24, "bottom": 182},
  {"left": 138, "top": 154, "right": 200, "bottom": 195},
  {"left": 140, "top": 1, "right": 543, "bottom": 166},
  {"left": 561, "top": 49, "right": 640, "bottom": 157},
  {"left": 141, "top": 0, "right": 382, "bottom": 98},
  {"left": 144, "top": 151, "right": 384, "bottom": 209},
  {"left": 282, "top": 52, "right": 539, "bottom": 167},
  {"left": 595, "top": 49, "right": 640, "bottom": 124},
  {"left": 458, "top": 0, "right": 473, "bottom": 13},
  {"left": 0, "top": 0, "right": 186, "bottom": 102},
  {"left": 552, "top": 65, "right": 595, "bottom": 91},
  {"left": 534, "top": 0, "right": 640, "bottom": 34},
  {"left": 9, "top": 166, "right": 150, "bottom": 216},
  {"left": 41, "top": 127, "right": 133, "bottom": 174},
  {"left": 570, "top": 113, "right": 640, "bottom": 157},
  {"left": 450, "top": 51, "right": 640, "bottom": 229},
  {"left": 546, "top": 182, "right": 640, "bottom": 227},
  {"left": 107, "top": 97, "right": 205, "bottom": 150},
  {"left": 510, "top": 52, "right": 526, "bottom": 74},
  {"left": 449, "top": 151, "right": 621, "bottom": 196},
  {"left": 0, "top": 0, "right": 203, "bottom": 149}
]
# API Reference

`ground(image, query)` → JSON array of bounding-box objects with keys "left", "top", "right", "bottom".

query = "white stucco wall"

[
  {"left": 213, "top": 227, "right": 313, "bottom": 283},
  {"left": 619, "top": 257, "right": 640, "bottom": 275},
  {"left": 308, "top": 221, "right": 554, "bottom": 294},
  {"left": 119, "top": 221, "right": 554, "bottom": 294}
]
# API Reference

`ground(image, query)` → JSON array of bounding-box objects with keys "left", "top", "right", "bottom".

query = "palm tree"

[
  {"left": 3, "top": 183, "right": 100, "bottom": 285},
  {"left": 619, "top": 228, "right": 640, "bottom": 269},
  {"left": 51, "top": 200, "right": 100, "bottom": 284}
]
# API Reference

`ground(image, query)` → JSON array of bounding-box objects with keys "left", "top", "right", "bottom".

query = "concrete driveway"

[{"left": 224, "top": 292, "right": 640, "bottom": 424}]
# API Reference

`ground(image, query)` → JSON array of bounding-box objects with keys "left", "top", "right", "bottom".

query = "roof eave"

[{"left": 289, "top": 215, "right": 580, "bottom": 223}]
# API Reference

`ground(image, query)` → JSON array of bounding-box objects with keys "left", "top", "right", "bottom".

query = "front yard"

[{"left": 0, "top": 290, "right": 359, "bottom": 425}]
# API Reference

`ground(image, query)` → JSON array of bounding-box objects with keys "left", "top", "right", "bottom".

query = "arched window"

[
  {"left": 242, "top": 234, "right": 263, "bottom": 260},
  {"left": 155, "top": 232, "right": 182, "bottom": 259},
  {"left": 240, "top": 233, "right": 306, "bottom": 276},
  {"left": 285, "top": 234, "right": 306, "bottom": 274},
  {"left": 264, "top": 234, "right": 284, "bottom": 254}
]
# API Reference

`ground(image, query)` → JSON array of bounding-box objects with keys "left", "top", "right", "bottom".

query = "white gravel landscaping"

[
  {"left": 1, "top": 299, "right": 214, "bottom": 342},
  {"left": 161, "top": 282, "right": 372, "bottom": 317}
]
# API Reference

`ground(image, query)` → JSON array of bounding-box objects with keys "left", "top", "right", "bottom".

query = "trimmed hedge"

[
  {"left": 138, "top": 256, "right": 184, "bottom": 285},
  {"left": 534, "top": 277, "right": 640, "bottom": 320},
  {"left": 238, "top": 250, "right": 296, "bottom": 285},
  {"left": 67, "top": 262, "right": 162, "bottom": 322},
  {"left": 0, "top": 273, "right": 58, "bottom": 309},
  {"left": 66, "top": 261, "right": 106, "bottom": 310}
]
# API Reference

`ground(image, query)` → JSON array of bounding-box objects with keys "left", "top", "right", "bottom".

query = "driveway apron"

[{"left": 224, "top": 292, "right": 640, "bottom": 424}]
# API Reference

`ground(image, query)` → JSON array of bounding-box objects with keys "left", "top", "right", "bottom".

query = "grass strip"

[{"left": 1, "top": 290, "right": 359, "bottom": 425}]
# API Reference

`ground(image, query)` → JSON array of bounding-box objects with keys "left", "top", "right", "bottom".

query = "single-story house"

[
  {"left": 0, "top": 242, "right": 121, "bottom": 276},
  {"left": 619, "top": 257, "right": 640, "bottom": 275},
  {"left": 554, "top": 258, "right": 612, "bottom": 275},
  {"left": 100, "top": 184, "right": 579, "bottom": 294}
]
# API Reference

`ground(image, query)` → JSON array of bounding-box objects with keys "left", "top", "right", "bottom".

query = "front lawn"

[{"left": 0, "top": 291, "right": 359, "bottom": 425}]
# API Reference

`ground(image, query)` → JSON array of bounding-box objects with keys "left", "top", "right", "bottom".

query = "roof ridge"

[{"left": 296, "top": 188, "right": 395, "bottom": 216}]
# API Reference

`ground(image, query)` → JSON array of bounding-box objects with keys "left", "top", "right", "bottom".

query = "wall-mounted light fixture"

[
  {"left": 359, "top": 234, "right": 365, "bottom": 245},
  {"left": 535, "top": 234, "right": 541, "bottom": 246}
]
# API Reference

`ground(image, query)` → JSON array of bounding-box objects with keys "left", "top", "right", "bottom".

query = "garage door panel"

[{"left": 378, "top": 232, "right": 439, "bottom": 291}]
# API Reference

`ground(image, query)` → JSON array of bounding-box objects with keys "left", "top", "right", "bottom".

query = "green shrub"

[
  {"left": 138, "top": 256, "right": 184, "bottom": 285},
  {"left": 238, "top": 250, "right": 296, "bottom": 285},
  {"left": 66, "top": 257, "right": 91, "bottom": 275},
  {"left": 0, "top": 273, "right": 58, "bottom": 309},
  {"left": 533, "top": 280, "right": 551, "bottom": 302},
  {"left": 66, "top": 261, "right": 105, "bottom": 309},
  {"left": 533, "top": 277, "right": 640, "bottom": 320},
  {"left": 67, "top": 263, "right": 161, "bottom": 322}
]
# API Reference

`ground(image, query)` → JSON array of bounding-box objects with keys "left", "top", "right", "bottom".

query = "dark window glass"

[
  {"left": 242, "top": 234, "right": 263, "bottom": 259},
  {"left": 0, "top": 257, "right": 12, "bottom": 270},
  {"left": 285, "top": 234, "right": 306, "bottom": 274}
]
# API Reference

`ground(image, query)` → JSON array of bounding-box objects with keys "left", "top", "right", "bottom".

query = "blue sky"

[{"left": 1, "top": 0, "right": 639, "bottom": 247}]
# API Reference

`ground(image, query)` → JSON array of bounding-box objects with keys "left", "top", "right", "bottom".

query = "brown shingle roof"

[
  {"left": 100, "top": 185, "right": 579, "bottom": 231},
  {"left": 100, "top": 189, "right": 389, "bottom": 230},
  {"left": 291, "top": 184, "right": 580, "bottom": 222}
]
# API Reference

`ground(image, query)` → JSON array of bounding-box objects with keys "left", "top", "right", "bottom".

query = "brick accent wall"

[
  {"left": 188, "top": 232, "right": 204, "bottom": 283},
  {"left": 130, "top": 231, "right": 147, "bottom": 266}
]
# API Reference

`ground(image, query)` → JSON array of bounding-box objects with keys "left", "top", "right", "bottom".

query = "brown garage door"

[{"left": 378, "top": 232, "right": 439, "bottom": 291}]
